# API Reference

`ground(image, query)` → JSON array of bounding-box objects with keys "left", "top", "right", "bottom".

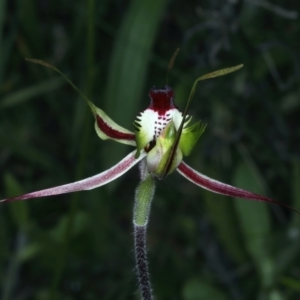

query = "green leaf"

[
  {"left": 291, "top": 157, "right": 300, "bottom": 227},
  {"left": 280, "top": 276, "right": 300, "bottom": 292},
  {"left": 182, "top": 278, "right": 229, "bottom": 300},
  {"left": 0, "top": 0, "right": 4, "bottom": 49},
  {"left": 18, "top": 0, "right": 43, "bottom": 54},
  {"left": 203, "top": 186, "right": 247, "bottom": 264},
  {"left": 233, "top": 161, "right": 275, "bottom": 289},
  {"left": 16, "top": 243, "right": 41, "bottom": 262},
  {"left": 48, "top": 211, "right": 90, "bottom": 244}
]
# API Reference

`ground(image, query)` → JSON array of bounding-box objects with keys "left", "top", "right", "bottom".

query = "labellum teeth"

[{"left": 134, "top": 86, "right": 185, "bottom": 158}]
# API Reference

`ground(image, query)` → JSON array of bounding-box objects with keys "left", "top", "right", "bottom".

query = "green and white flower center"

[
  {"left": 135, "top": 107, "right": 186, "bottom": 151},
  {"left": 134, "top": 85, "right": 190, "bottom": 153}
]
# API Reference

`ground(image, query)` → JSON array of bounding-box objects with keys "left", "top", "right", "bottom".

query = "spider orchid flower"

[
  {"left": 0, "top": 61, "right": 296, "bottom": 213},
  {"left": 1, "top": 59, "right": 298, "bottom": 300}
]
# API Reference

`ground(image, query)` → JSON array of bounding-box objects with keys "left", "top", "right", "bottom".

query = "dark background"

[{"left": 0, "top": 0, "right": 300, "bottom": 299}]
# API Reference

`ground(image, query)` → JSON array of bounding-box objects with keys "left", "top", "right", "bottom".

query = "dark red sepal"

[{"left": 148, "top": 85, "right": 176, "bottom": 115}]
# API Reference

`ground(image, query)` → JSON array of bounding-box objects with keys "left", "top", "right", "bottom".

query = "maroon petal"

[
  {"left": 96, "top": 115, "right": 136, "bottom": 142},
  {"left": 177, "top": 161, "right": 299, "bottom": 214},
  {"left": 1, "top": 150, "right": 145, "bottom": 203}
]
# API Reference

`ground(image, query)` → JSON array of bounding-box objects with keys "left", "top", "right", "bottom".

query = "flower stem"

[
  {"left": 133, "top": 161, "right": 155, "bottom": 299},
  {"left": 134, "top": 225, "right": 152, "bottom": 300}
]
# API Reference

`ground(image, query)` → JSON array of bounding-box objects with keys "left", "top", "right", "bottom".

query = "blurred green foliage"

[{"left": 1, "top": 0, "right": 300, "bottom": 299}]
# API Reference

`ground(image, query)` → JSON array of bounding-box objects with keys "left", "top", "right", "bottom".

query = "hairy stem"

[
  {"left": 133, "top": 160, "right": 155, "bottom": 299},
  {"left": 134, "top": 225, "right": 152, "bottom": 300}
]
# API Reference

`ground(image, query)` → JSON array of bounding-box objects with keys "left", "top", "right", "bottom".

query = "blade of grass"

[
  {"left": 291, "top": 157, "right": 300, "bottom": 227},
  {"left": 82, "top": 0, "right": 111, "bottom": 262},
  {"left": 203, "top": 187, "right": 247, "bottom": 264},
  {"left": 18, "top": 0, "right": 43, "bottom": 55},
  {"left": 0, "top": 77, "right": 65, "bottom": 108},
  {"left": 274, "top": 157, "right": 300, "bottom": 275},
  {"left": 0, "top": 130, "right": 58, "bottom": 169},
  {"left": 1, "top": 174, "right": 29, "bottom": 300},
  {"left": 182, "top": 278, "right": 229, "bottom": 300},
  {"left": 50, "top": 0, "right": 96, "bottom": 297},
  {"left": 0, "top": 0, "right": 6, "bottom": 86},
  {"left": 233, "top": 160, "right": 278, "bottom": 294},
  {"left": 0, "top": 30, "right": 17, "bottom": 88},
  {"left": 0, "top": 0, "right": 4, "bottom": 52}
]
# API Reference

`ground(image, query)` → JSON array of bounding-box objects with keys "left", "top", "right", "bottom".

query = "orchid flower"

[{"left": 1, "top": 59, "right": 298, "bottom": 300}]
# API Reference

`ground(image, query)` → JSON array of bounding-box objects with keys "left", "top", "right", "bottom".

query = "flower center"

[{"left": 134, "top": 85, "right": 184, "bottom": 157}]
